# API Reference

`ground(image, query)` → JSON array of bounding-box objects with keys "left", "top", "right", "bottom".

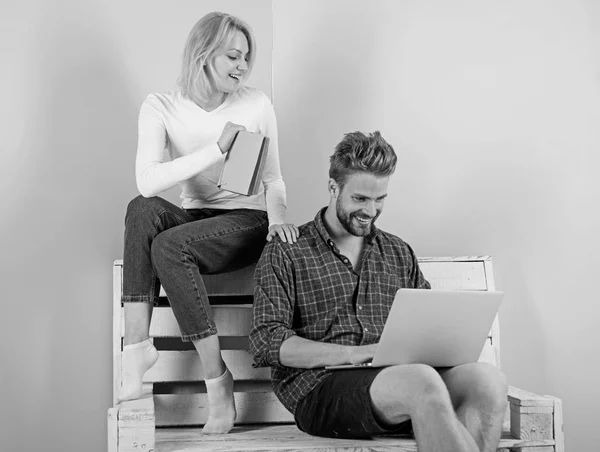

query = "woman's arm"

[
  {"left": 135, "top": 95, "right": 224, "bottom": 198},
  {"left": 258, "top": 94, "right": 287, "bottom": 226}
]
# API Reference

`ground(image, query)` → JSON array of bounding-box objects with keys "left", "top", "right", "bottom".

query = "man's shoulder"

[
  {"left": 375, "top": 228, "right": 412, "bottom": 251},
  {"left": 262, "top": 219, "right": 320, "bottom": 257}
]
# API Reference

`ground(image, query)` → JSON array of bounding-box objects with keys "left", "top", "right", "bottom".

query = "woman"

[{"left": 120, "top": 12, "right": 298, "bottom": 435}]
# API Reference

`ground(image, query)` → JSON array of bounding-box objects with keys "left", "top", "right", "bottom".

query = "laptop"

[{"left": 325, "top": 288, "right": 503, "bottom": 370}]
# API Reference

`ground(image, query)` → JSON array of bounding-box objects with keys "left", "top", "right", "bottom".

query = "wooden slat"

[
  {"left": 478, "top": 337, "right": 496, "bottom": 366},
  {"left": 156, "top": 426, "right": 417, "bottom": 451},
  {"left": 508, "top": 387, "right": 555, "bottom": 407},
  {"left": 154, "top": 425, "right": 554, "bottom": 451},
  {"left": 113, "top": 262, "right": 123, "bottom": 406},
  {"left": 154, "top": 392, "right": 294, "bottom": 426},
  {"left": 116, "top": 259, "right": 490, "bottom": 295},
  {"left": 418, "top": 256, "right": 491, "bottom": 262},
  {"left": 545, "top": 395, "right": 564, "bottom": 452},
  {"left": 144, "top": 310, "right": 494, "bottom": 342},
  {"left": 117, "top": 393, "right": 155, "bottom": 452},
  {"left": 154, "top": 336, "right": 250, "bottom": 351},
  {"left": 510, "top": 410, "right": 553, "bottom": 441},
  {"left": 483, "top": 258, "right": 501, "bottom": 368},
  {"left": 510, "top": 406, "right": 553, "bottom": 414},
  {"left": 107, "top": 408, "right": 118, "bottom": 452},
  {"left": 144, "top": 350, "right": 270, "bottom": 383},
  {"left": 419, "top": 260, "right": 488, "bottom": 291},
  {"left": 121, "top": 305, "right": 253, "bottom": 338},
  {"left": 511, "top": 448, "right": 554, "bottom": 452},
  {"left": 486, "top": 315, "right": 501, "bottom": 368},
  {"left": 155, "top": 380, "right": 275, "bottom": 395}
]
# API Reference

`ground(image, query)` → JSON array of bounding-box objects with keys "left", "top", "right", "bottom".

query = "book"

[{"left": 217, "top": 130, "right": 270, "bottom": 196}]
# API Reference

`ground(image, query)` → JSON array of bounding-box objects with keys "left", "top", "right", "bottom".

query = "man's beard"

[{"left": 336, "top": 197, "right": 379, "bottom": 237}]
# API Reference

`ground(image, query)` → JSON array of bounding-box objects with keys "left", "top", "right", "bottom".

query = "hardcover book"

[{"left": 217, "top": 131, "right": 270, "bottom": 196}]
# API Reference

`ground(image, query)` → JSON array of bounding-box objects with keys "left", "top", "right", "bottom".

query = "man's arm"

[
  {"left": 250, "top": 240, "right": 377, "bottom": 369},
  {"left": 279, "top": 336, "right": 377, "bottom": 369},
  {"left": 407, "top": 242, "right": 431, "bottom": 289},
  {"left": 249, "top": 240, "right": 297, "bottom": 368}
]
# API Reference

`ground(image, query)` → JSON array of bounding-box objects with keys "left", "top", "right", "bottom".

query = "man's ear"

[{"left": 328, "top": 179, "right": 338, "bottom": 196}]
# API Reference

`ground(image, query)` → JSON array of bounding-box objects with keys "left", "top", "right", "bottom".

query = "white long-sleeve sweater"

[{"left": 135, "top": 86, "right": 287, "bottom": 226}]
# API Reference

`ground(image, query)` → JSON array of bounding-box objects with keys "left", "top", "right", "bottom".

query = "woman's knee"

[
  {"left": 125, "top": 195, "right": 163, "bottom": 224},
  {"left": 150, "top": 229, "right": 180, "bottom": 269}
]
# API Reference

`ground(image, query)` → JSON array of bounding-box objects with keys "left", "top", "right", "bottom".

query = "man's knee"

[
  {"left": 374, "top": 364, "right": 452, "bottom": 414},
  {"left": 459, "top": 363, "right": 508, "bottom": 411}
]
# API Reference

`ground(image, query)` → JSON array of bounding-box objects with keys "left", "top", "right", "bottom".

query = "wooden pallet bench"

[{"left": 107, "top": 256, "right": 564, "bottom": 452}]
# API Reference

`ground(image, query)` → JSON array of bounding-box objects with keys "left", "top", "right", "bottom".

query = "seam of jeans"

[
  {"left": 151, "top": 208, "right": 191, "bottom": 301},
  {"left": 180, "top": 326, "right": 219, "bottom": 342},
  {"left": 181, "top": 215, "right": 268, "bottom": 249},
  {"left": 121, "top": 295, "right": 155, "bottom": 303},
  {"left": 179, "top": 248, "right": 215, "bottom": 338},
  {"left": 156, "top": 208, "right": 191, "bottom": 227}
]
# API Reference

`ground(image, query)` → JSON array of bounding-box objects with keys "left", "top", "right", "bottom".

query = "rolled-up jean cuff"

[
  {"left": 180, "top": 326, "right": 218, "bottom": 342},
  {"left": 122, "top": 295, "right": 160, "bottom": 307}
]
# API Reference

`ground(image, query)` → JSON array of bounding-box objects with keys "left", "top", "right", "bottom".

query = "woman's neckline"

[{"left": 191, "top": 92, "right": 233, "bottom": 114}]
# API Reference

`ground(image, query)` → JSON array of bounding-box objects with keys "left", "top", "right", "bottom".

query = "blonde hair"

[
  {"left": 329, "top": 131, "right": 397, "bottom": 186},
  {"left": 178, "top": 12, "right": 256, "bottom": 104}
]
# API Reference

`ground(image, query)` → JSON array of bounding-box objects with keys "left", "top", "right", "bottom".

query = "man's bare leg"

[
  {"left": 439, "top": 363, "right": 508, "bottom": 452},
  {"left": 370, "top": 364, "right": 479, "bottom": 452}
]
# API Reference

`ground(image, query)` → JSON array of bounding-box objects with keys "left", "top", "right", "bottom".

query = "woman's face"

[{"left": 210, "top": 30, "right": 250, "bottom": 95}]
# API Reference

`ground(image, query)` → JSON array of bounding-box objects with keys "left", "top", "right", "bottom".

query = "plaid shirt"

[{"left": 249, "top": 208, "right": 430, "bottom": 415}]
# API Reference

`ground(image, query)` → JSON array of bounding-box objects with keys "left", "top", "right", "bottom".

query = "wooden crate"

[{"left": 108, "top": 256, "right": 564, "bottom": 452}]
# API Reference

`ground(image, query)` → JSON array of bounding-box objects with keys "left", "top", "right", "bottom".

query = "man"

[{"left": 250, "top": 131, "right": 507, "bottom": 452}]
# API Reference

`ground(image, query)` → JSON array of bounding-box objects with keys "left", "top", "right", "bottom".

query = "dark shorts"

[{"left": 294, "top": 368, "right": 413, "bottom": 439}]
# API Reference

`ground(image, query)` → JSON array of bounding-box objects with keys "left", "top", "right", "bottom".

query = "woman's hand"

[
  {"left": 266, "top": 223, "right": 300, "bottom": 243},
  {"left": 217, "top": 121, "right": 247, "bottom": 154}
]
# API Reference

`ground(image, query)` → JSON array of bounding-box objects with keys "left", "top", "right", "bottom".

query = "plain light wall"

[
  {"left": 273, "top": 0, "right": 600, "bottom": 450},
  {"left": 0, "top": 1, "right": 271, "bottom": 451}
]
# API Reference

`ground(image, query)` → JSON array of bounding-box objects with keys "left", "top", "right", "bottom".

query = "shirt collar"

[{"left": 314, "top": 206, "right": 380, "bottom": 249}]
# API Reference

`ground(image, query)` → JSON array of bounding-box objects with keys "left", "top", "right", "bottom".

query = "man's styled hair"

[
  {"left": 177, "top": 12, "right": 256, "bottom": 105},
  {"left": 329, "top": 131, "right": 397, "bottom": 186}
]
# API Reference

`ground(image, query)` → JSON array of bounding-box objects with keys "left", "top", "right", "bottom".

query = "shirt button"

[
  {"left": 343, "top": 259, "right": 349, "bottom": 264},
  {"left": 358, "top": 305, "right": 363, "bottom": 310},
  {"left": 364, "top": 328, "right": 368, "bottom": 332}
]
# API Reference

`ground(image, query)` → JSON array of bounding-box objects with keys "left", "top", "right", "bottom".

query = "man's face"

[{"left": 333, "top": 172, "right": 389, "bottom": 237}]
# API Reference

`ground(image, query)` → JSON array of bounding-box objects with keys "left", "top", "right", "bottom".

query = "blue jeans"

[{"left": 122, "top": 195, "right": 268, "bottom": 341}]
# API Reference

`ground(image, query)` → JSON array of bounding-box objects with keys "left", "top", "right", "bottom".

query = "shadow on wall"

[{"left": 4, "top": 5, "right": 139, "bottom": 451}]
